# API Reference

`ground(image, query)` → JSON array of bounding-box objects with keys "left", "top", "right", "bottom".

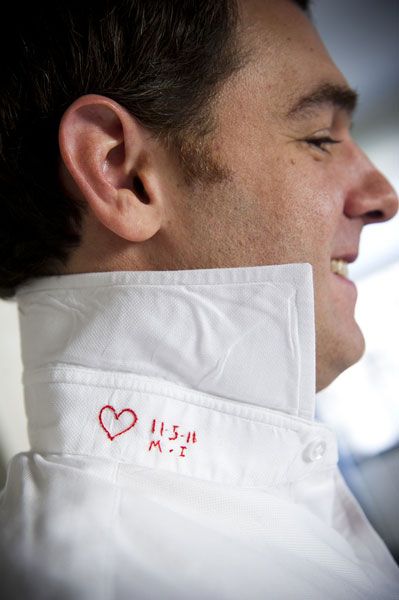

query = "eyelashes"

[{"left": 303, "top": 136, "right": 342, "bottom": 153}]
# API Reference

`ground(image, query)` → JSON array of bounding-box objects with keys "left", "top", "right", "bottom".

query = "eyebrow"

[{"left": 286, "top": 83, "right": 358, "bottom": 120}]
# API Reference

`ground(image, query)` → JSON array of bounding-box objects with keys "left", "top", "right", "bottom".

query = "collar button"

[{"left": 303, "top": 439, "right": 327, "bottom": 462}]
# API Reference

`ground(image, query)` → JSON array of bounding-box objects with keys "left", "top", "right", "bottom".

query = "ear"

[{"left": 58, "top": 94, "right": 164, "bottom": 242}]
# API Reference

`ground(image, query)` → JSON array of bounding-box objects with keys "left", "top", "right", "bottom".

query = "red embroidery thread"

[
  {"left": 168, "top": 424, "right": 179, "bottom": 440},
  {"left": 148, "top": 419, "right": 198, "bottom": 456},
  {"left": 151, "top": 419, "right": 165, "bottom": 436},
  {"left": 149, "top": 440, "right": 163, "bottom": 453},
  {"left": 99, "top": 405, "right": 138, "bottom": 441},
  {"left": 186, "top": 431, "right": 197, "bottom": 444}
]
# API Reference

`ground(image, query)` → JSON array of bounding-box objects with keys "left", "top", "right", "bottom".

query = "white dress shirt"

[{"left": 1, "top": 263, "right": 398, "bottom": 599}]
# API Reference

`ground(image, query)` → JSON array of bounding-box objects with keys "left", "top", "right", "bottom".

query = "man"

[{"left": 0, "top": 0, "right": 398, "bottom": 598}]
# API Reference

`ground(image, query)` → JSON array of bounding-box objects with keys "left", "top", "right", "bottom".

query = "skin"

[{"left": 59, "top": 0, "right": 398, "bottom": 392}]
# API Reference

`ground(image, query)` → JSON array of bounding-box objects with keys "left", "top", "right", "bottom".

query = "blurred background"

[
  {"left": 1, "top": 0, "right": 398, "bottom": 562},
  {"left": 313, "top": 0, "right": 399, "bottom": 565}
]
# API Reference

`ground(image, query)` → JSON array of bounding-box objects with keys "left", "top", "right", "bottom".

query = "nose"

[{"left": 344, "top": 149, "right": 398, "bottom": 225}]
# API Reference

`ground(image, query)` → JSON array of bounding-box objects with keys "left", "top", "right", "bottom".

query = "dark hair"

[{"left": 0, "top": 0, "right": 309, "bottom": 300}]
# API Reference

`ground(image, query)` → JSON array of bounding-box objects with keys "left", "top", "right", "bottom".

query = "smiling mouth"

[{"left": 331, "top": 259, "right": 349, "bottom": 278}]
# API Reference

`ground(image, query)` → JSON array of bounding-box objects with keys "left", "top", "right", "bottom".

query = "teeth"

[{"left": 331, "top": 259, "right": 349, "bottom": 278}]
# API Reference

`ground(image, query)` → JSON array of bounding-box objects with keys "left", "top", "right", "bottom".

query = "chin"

[{"left": 316, "top": 322, "right": 365, "bottom": 392}]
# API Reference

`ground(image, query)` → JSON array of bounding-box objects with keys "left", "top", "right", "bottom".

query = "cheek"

[
  {"left": 207, "top": 126, "right": 346, "bottom": 264},
  {"left": 262, "top": 161, "right": 341, "bottom": 253}
]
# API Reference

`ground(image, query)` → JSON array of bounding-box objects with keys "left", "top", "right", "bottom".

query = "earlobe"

[{"left": 58, "top": 94, "right": 163, "bottom": 243}]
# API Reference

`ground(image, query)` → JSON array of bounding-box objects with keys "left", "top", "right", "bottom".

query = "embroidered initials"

[
  {"left": 99, "top": 405, "right": 138, "bottom": 441},
  {"left": 149, "top": 419, "right": 197, "bottom": 457},
  {"left": 98, "top": 406, "right": 198, "bottom": 458}
]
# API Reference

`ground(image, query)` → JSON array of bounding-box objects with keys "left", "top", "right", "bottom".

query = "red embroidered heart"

[{"left": 99, "top": 405, "right": 138, "bottom": 441}]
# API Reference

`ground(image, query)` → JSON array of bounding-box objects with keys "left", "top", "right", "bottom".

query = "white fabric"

[{"left": 0, "top": 263, "right": 398, "bottom": 599}]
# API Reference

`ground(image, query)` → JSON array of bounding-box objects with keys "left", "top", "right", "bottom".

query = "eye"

[{"left": 304, "top": 136, "right": 342, "bottom": 153}]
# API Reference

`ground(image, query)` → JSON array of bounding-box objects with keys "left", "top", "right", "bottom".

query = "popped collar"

[{"left": 16, "top": 263, "right": 337, "bottom": 489}]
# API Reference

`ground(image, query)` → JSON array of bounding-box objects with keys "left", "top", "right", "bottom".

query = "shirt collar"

[{"left": 16, "top": 263, "right": 316, "bottom": 421}]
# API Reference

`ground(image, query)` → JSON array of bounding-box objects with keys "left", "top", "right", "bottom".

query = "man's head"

[{"left": 1, "top": 0, "right": 397, "bottom": 391}]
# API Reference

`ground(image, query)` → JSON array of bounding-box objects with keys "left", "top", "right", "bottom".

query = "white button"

[{"left": 303, "top": 439, "right": 327, "bottom": 462}]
